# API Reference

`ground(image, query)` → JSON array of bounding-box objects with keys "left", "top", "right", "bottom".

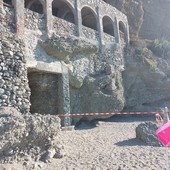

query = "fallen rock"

[
  {"left": 136, "top": 122, "right": 163, "bottom": 146},
  {"left": 0, "top": 107, "right": 63, "bottom": 163}
]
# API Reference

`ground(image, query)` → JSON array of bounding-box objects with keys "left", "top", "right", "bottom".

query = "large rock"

[
  {"left": 39, "top": 36, "right": 98, "bottom": 62},
  {"left": 0, "top": 107, "right": 63, "bottom": 163},
  {"left": 70, "top": 72, "right": 124, "bottom": 124},
  {"left": 136, "top": 122, "right": 162, "bottom": 146},
  {"left": 123, "top": 43, "right": 170, "bottom": 112}
]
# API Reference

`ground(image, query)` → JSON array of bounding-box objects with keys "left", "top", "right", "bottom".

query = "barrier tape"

[{"left": 53, "top": 112, "right": 157, "bottom": 117}]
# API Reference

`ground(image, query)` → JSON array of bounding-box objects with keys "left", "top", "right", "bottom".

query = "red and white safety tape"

[{"left": 52, "top": 112, "right": 157, "bottom": 117}]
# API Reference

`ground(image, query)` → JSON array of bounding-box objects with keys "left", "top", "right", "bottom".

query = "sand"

[{"left": 0, "top": 115, "right": 169, "bottom": 170}]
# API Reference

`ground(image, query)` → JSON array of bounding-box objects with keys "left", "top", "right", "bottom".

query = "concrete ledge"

[{"left": 27, "top": 61, "right": 62, "bottom": 74}]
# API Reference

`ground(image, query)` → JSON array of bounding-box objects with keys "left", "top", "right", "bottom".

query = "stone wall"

[
  {"left": 82, "top": 26, "right": 99, "bottom": 42},
  {"left": 79, "top": 0, "right": 127, "bottom": 24},
  {"left": 103, "top": 33, "right": 116, "bottom": 44},
  {"left": 0, "top": 32, "right": 30, "bottom": 114},
  {"left": 0, "top": 1, "right": 127, "bottom": 124},
  {"left": 2, "top": 0, "right": 129, "bottom": 44},
  {"left": 24, "top": 9, "right": 45, "bottom": 31},
  {"left": 0, "top": 6, "right": 15, "bottom": 33},
  {"left": 53, "top": 17, "right": 77, "bottom": 37},
  {"left": 0, "top": 6, "right": 30, "bottom": 114}
]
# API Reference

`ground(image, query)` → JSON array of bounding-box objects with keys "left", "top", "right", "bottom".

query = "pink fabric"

[{"left": 156, "top": 121, "right": 170, "bottom": 147}]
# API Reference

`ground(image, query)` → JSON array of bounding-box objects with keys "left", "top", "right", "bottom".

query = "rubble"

[{"left": 0, "top": 107, "right": 63, "bottom": 163}]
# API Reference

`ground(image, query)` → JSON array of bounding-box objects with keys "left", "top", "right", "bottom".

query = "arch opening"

[
  {"left": 119, "top": 21, "right": 126, "bottom": 42},
  {"left": 52, "top": 0, "right": 75, "bottom": 24},
  {"left": 81, "top": 7, "right": 97, "bottom": 31},
  {"left": 25, "top": 0, "right": 44, "bottom": 14},
  {"left": 102, "top": 16, "right": 114, "bottom": 36}
]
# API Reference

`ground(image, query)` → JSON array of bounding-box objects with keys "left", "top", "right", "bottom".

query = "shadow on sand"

[
  {"left": 105, "top": 114, "right": 155, "bottom": 123},
  {"left": 114, "top": 138, "right": 147, "bottom": 147},
  {"left": 75, "top": 121, "right": 97, "bottom": 130}
]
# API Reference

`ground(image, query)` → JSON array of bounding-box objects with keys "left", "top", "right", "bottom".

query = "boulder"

[{"left": 136, "top": 122, "right": 163, "bottom": 146}]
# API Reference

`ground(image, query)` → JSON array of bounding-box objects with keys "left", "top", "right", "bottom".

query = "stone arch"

[
  {"left": 81, "top": 6, "right": 97, "bottom": 31},
  {"left": 3, "top": 0, "right": 13, "bottom": 6},
  {"left": 102, "top": 15, "right": 114, "bottom": 36},
  {"left": 25, "top": 0, "right": 44, "bottom": 14},
  {"left": 52, "top": 0, "right": 75, "bottom": 24},
  {"left": 119, "top": 21, "right": 126, "bottom": 42}
]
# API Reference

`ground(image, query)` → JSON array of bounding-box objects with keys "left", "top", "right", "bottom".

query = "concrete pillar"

[
  {"left": 13, "top": 0, "right": 25, "bottom": 37},
  {"left": 114, "top": 17, "right": 120, "bottom": 43},
  {"left": 45, "top": 0, "right": 53, "bottom": 37},
  {"left": 58, "top": 63, "right": 70, "bottom": 114},
  {"left": 96, "top": 6, "right": 103, "bottom": 45},
  {"left": 125, "top": 23, "right": 130, "bottom": 44},
  {"left": 75, "top": 0, "right": 82, "bottom": 37}
]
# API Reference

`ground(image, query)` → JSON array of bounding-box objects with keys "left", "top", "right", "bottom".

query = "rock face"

[
  {"left": 0, "top": 107, "right": 62, "bottom": 163},
  {"left": 136, "top": 122, "right": 162, "bottom": 146},
  {"left": 40, "top": 35, "right": 125, "bottom": 123},
  {"left": 139, "top": 0, "right": 170, "bottom": 40},
  {"left": 40, "top": 36, "right": 98, "bottom": 62},
  {"left": 5, "top": 0, "right": 170, "bottom": 125},
  {"left": 123, "top": 41, "right": 170, "bottom": 111},
  {"left": 107, "top": 0, "right": 170, "bottom": 40},
  {"left": 69, "top": 45, "right": 125, "bottom": 123},
  {"left": 105, "top": 0, "right": 144, "bottom": 37},
  {"left": 0, "top": 5, "right": 126, "bottom": 124}
]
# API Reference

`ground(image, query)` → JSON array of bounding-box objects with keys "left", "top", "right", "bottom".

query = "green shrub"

[
  {"left": 134, "top": 47, "right": 157, "bottom": 71},
  {"left": 149, "top": 39, "right": 170, "bottom": 58}
]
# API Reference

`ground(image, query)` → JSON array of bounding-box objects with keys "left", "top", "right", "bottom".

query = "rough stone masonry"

[{"left": 0, "top": 0, "right": 129, "bottom": 124}]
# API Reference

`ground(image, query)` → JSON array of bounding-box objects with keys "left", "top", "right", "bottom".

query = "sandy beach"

[{"left": 0, "top": 115, "right": 169, "bottom": 170}]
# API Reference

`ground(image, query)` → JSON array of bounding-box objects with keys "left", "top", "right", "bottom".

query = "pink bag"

[{"left": 156, "top": 121, "right": 170, "bottom": 147}]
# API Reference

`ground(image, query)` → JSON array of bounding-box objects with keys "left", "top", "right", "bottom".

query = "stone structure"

[
  {"left": 0, "top": 0, "right": 129, "bottom": 124},
  {"left": 1, "top": 0, "right": 129, "bottom": 43}
]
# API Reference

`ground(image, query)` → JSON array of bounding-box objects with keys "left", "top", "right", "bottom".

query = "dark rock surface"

[{"left": 136, "top": 122, "right": 163, "bottom": 146}]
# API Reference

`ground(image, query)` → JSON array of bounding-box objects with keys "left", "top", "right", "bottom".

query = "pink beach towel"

[{"left": 156, "top": 121, "right": 170, "bottom": 147}]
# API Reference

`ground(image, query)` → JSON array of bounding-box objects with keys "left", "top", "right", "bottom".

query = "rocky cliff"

[
  {"left": 106, "top": 0, "right": 170, "bottom": 40},
  {"left": 104, "top": 0, "right": 170, "bottom": 111},
  {"left": 1, "top": 0, "right": 170, "bottom": 124},
  {"left": 40, "top": 36, "right": 125, "bottom": 123},
  {"left": 123, "top": 39, "right": 170, "bottom": 111}
]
